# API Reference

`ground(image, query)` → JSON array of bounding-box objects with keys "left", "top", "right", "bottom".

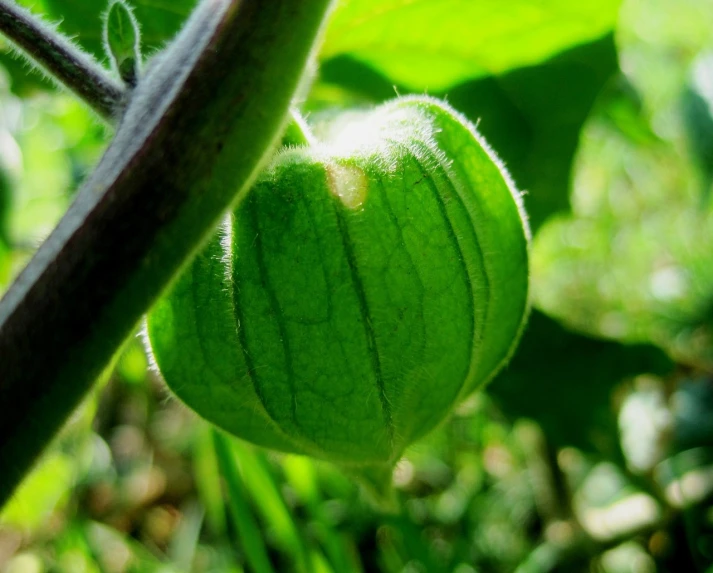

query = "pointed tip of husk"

[{"left": 349, "top": 464, "right": 400, "bottom": 513}]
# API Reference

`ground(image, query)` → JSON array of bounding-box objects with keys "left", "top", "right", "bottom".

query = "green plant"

[
  {"left": 1, "top": 0, "right": 713, "bottom": 571},
  {"left": 0, "top": 0, "right": 333, "bottom": 506},
  {"left": 0, "top": 0, "right": 532, "bottom": 508}
]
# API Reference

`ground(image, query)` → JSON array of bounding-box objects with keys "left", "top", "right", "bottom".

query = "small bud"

[{"left": 103, "top": 0, "right": 141, "bottom": 87}]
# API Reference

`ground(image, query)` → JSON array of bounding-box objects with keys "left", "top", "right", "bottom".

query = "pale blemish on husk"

[{"left": 327, "top": 163, "right": 368, "bottom": 209}]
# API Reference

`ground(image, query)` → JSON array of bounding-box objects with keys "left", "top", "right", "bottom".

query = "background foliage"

[{"left": 1, "top": 0, "right": 713, "bottom": 571}]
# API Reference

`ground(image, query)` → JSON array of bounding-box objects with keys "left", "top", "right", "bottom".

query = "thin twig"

[{"left": 0, "top": 0, "right": 124, "bottom": 120}]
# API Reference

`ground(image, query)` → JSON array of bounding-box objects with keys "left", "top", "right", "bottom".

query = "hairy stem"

[
  {"left": 0, "top": 0, "right": 124, "bottom": 120},
  {"left": 0, "top": 0, "right": 333, "bottom": 507},
  {"left": 281, "top": 110, "right": 316, "bottom": 147}
]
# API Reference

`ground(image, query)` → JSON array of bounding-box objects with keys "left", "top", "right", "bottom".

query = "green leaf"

[
  {"left": 320, "top": 0, "right": 622, "bottom": 91},
  {"left": 103, "top": 0, "right": 141, "bottom": 86},
  {"left": 489, "top": 309, "right": 673, "bottom": 453},
  {"left": 147, "top": 97, "right": 529, "bottom": 482}
]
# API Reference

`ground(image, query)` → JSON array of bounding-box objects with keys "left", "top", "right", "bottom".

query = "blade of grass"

[
  {"left": 192, "top": 422, "right": 227, "bottom": 536},
  {"left": 231, "top": 442, "right": 309, "bottom": 569},
  {"left": 282, "top": 455, "right": 363, "bottom": 573},
  {"left": 310, "top": 550, "right": 336, "bottom": 573},
  {"left": 168, "top": 499, "right": 204, "bottom": 571},
  {"left": 213, "top": 431, "right": 276, "bottom": 573}
]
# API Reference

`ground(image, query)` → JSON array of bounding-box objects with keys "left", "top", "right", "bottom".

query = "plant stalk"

[
  {"left": 281, "top": 109, "right": 316, "bottom": 147},
  {"left": 0, "top": 0, "right": 124, "bottom": 120},
  {"left": 0, "top": 0, "right": 333, "bottom": 508}
]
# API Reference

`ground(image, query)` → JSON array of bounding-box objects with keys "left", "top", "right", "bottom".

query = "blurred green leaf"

[
  {"left": 321, "top": 0, "right": 622, "bottom": 91},
  {"left": 489, "top": 309, "right": 673, "bottom": 453},
  {"left": 53, "top": 525, "right": 103, "bottom": 573},
  {"left": 116, "top": 337, "right": 148, "bottom": 384},
  {"left": 682, "top": 52, "right": 713, "bottom": 201},
  {"left": 533, "top": 176, "right": 713, "bottom": 369},
  {"left": 313, "top": 55, "right": 398, "bottom": 108},
  {"left": 0, "top": 239, "right": 9, "bottom": 289},
  {"left": 0, "top": 122, "right": 21, "bottom": 249},
  {"left": 671, "top": 378, "right": 713, "bottom": 452},
  {"left": 530, "top": 0, "right": 713, "bottom": 370},
  {"left": 0, "top": 156, "right": 10, "bottom": 246},
  {"left": 310, "top": 551, "right": 336, "bottom": 573},
  {"left": 10, "top": 98, "right": 74, "bottom": 243},
  {"left": 0, "top": 52, "right": 56, "bottom": 95},
  {"left": 0, "top": 451, "right": 73, "bottom": 532},
  {"left": 593, "top": 76, "right": 663, "bottom": 152}
]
